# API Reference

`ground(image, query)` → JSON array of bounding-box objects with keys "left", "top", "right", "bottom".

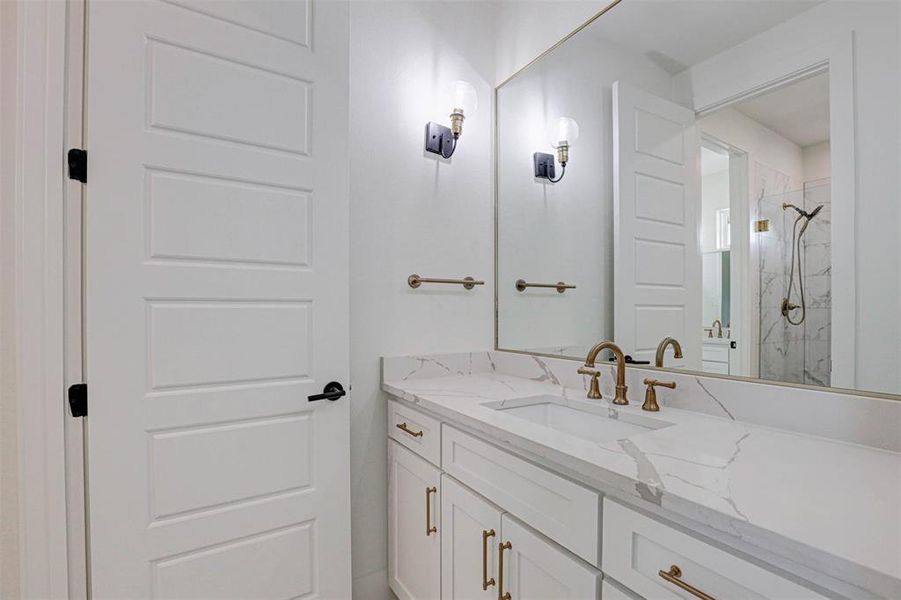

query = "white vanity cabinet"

[
  {"left": 387, "top": 398, "right": 829, "bottom": 600},
  {"left": 441, "top": 474, "right": 601, "bottom": 600},
  {"left": 440, "top": 475, "right": 601, "bottom": 600},
  {"left": 440, "top": 475, "right": 502, "bottom": 600},
  {"left": 388, "top": 440, "right": 441, "bottom": 600},
  {"left": 388, "top": 399, "right": 601, "bottom": 600},
  {"left": 701, "top": 341, "right": 731, "bottom": 374}
]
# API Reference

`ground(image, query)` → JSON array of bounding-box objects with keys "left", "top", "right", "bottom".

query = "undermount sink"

[{"left": 483, "top": 396, "right": 673, "bottom": 443}]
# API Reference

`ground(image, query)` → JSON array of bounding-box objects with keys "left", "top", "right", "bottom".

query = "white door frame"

[
  {"left": 691, "top": 34, "right": 855, "bottom": 388},
  {"left": 6, "top": 0, "right": 86, "bottom": 597},
  {"left": 700, "top": 134, "right": 750, "bottom": 377}
]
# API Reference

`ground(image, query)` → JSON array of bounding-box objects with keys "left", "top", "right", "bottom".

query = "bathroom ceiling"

[
  {"left": 590, "top": 0, "right": 824, "bottom": 73},
  {"left": 732, "top": 72, "right": 831, "bottom": 147}
]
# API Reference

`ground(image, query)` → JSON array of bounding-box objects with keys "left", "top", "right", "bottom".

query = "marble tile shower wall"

[
  {"left": 754, "top": 164, "right": 832, "bottom": 387},
  {"left": 755, "top": 162, "right": 801, "bottom": 383},
  {"left": 382, "top": 350, "right": 901, "bottom": 452}
]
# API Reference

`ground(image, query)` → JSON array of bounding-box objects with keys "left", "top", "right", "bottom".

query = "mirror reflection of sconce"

[
  {"left": 533, "top": 117, "right": 580, "bottom": 183},
  {"left": 424, "top": 80, "right": 478, "bottom": 159}
]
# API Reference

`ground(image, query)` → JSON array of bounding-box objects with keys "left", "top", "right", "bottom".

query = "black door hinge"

[
  {"left": 67, "top": 148, "right": 87, "bottom": 183},
  {"left": 68, "top": 383, "right": 87, "bottom": 417}
]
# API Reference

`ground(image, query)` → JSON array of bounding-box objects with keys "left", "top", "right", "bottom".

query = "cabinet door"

[
  {"left": 441, "top": 475, "right": 503, "bottom": 600},
  {"left": 389, "top": 440, "right": 441, "bottom": 600},
  {"left": 498, "top": 514, "right": 601, "bottom": 600}
]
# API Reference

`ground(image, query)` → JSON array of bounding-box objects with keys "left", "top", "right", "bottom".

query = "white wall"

[
  {"left": 0, "top": 1, "right": 20, "bottom": 596},
  {"left": 701, "top": 169, "right": 730, "bottom": 253},
  {"left": 698, "top": 107, "right": 804, "bottom": 188},
  {"left": 348, "top": 2, "right": 497, "bottom": 597},
  {"left": 494, "top": 0, "right": 608, "bottom": 84},
  {"left": 802, "top": 141, "right": 831, "bottom": 182}
]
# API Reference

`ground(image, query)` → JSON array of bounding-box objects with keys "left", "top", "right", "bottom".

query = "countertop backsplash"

[{"left": 383, "top": 350, "right": 901, "bottom": 452}]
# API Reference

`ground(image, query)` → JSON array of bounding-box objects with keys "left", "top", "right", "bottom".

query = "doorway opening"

[{"left": 697, "top": 69, "right": 832, "bottom": 385}]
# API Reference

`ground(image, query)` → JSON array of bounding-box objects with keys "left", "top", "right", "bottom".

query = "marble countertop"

[{"left": 382, "top": 370, "right": 901, "bottom": 598}]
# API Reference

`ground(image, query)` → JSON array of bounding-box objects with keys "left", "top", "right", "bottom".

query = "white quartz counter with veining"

[{"left": 382, "top": 357, "right": 901, "bottom": 599}]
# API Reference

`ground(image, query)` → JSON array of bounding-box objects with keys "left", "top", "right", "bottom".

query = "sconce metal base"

[
  {"left": 425, "top": 122, "right": 455, "bottom": 158},
  {"left": 533, "top": 152, "right": 556, "bottom": 180}
]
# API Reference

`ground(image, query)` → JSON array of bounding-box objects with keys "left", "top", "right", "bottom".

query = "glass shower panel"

[{"left": 755, "top": 181, "right": 831, "bottom": 387}]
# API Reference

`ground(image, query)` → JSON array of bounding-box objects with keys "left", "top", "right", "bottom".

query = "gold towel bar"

[
  {"left": 408, "top": 274, "right": 485, "bottom": 290},
  {"left": 515, "top": 279, "right": 576, "bottom": 293}
]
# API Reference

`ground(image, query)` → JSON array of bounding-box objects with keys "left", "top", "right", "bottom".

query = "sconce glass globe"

[
  {"left": 449, "top": 80, "right": 478, "bottom": 116},
  {"left": 548, "top": 117, "right": 580, "bottom": 148}
]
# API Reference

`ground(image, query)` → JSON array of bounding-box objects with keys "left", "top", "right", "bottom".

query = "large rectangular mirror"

[{"left": 496, "top": 0, "right": 900, "bottom": 398}]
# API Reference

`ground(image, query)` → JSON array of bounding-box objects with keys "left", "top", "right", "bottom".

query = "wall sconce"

[
  {"left": 424, "top": 80, "right": 477, "bottom": 159},
  {"left": 533, "top": 117, "right": 580, "bottom": 183}
]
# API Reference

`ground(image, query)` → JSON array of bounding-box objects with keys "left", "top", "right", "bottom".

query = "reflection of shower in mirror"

[{"left": 781, "top": 202, "right": 825, "bottom": 325}]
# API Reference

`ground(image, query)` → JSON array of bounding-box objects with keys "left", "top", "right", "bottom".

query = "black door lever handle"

[{"left": 308, "top": 381, "right": 346, "bottom": 402}]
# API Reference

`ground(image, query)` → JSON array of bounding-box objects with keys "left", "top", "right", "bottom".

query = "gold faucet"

[
  {"left": 711, "top": 319, "right": 723, "bottom": 338},
  {"left": 577, "top": 341, "right": 629, "bottom": 404},
  {"left": 655, "top": 337, "right": 683, "bottom": 367}
]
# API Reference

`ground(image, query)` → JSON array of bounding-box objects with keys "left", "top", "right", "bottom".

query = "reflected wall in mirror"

[{"left": 496, "top": 0, "right": 900, "bottom": 397}]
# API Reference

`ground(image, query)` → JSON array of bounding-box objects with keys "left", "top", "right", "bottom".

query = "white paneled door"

[
  {"left": 84, "top": 1, "right": 350, "bottom": 597},
  {"left": 613, "top": 81, "right": 702, "bottom": 368}
]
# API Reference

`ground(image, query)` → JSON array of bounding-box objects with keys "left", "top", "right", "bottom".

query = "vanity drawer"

[
  {"left": 388, "top": 399, "right": 441, "bottom": 467},
  {"left": 701, "top": 360, "right": 730, "bottom": 375},
  {"left": 701, "top": 345, "right": 729, "bottom": 363},
  {"left": 602, "top": 499, "right": 826, "bottom": 599},
  {"left": 441, "top": 425, "right": 600, "bottom": 566}
]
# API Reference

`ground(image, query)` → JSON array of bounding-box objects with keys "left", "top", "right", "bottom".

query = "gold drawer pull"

[
  {"left": 658, "top": 565, "right": 715, "bottom": 600},
  {"left": 396, "top": 422, "right": 423, "bottom": 438},
  {"left": 425, "top": 487, "right": 437, "bottom": 536},
  {"left": 482, "top": 529, "right": 496, "bottom": 590},
  {"left": 498, "top": 541, "right": 512, "bottom": 600}
]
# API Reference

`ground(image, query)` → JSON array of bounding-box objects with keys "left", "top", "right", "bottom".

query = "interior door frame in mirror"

[
  {"left": 493, "top": 13, "right": 898, "bottom": 400},
  {"left": 699, "top": 134, "right": 750, "bottom": 378}
]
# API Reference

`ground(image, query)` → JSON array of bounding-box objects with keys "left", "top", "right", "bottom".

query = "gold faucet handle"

[
  {"left": 642, "top": 379, "right": 676, "bottom": 412},
  {"left": 577, "top": 366, "right": 603, "bottom": 399},
  {"left": 644, "top": 378, "right": 676, "bottom": 389}
]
